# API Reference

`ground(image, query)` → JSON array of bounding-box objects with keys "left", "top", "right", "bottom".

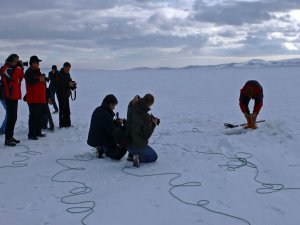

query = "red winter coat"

[
  {"left": 239, "top": 80, "right": 263, "bottom": 114},
  {"left": 0, "top": 65, "right": 24, "bottom": 100},
  {"left": 25, "top": 67, "right": 46, "bottom": 104}
]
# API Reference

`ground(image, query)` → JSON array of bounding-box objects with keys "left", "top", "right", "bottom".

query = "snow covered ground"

[{"left": 1, "top": 66, "right": 300, "bottom": 225}]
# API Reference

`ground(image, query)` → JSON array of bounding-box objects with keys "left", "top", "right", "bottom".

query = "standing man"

[
  {"left": 48, "top": 65, "right": 59, "bottom": 114},
  {"left": 25, "top": 56, "right": 47, "bottom": 140},
  {"left": 56, "top": 62, "right": 76, "bottom": 128},
  {"left": 127, "top": 94, "right": 159, "bottom": 167},
  {"left": 0, "top": 54, "right": 24, "bottom": 146},
  {"left": 239, "top": 80, "right": 264, "bottom": 129}
]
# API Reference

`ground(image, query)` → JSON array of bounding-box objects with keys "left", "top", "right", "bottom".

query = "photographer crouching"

[
  {"left": 126, "top": 94, "right": 159, "bottom": 167},
  {"left": 55, "top": 62, "right": 77, "bottom": 128}
]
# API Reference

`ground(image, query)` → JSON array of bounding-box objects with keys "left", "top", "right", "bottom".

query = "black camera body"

[
  {"left": 70, "top": 81, "right": 77, "bottom": 90},
  {"left": 16, "top": 61, "right": 29, "bottom": 68},
  {"left": 22, "top": 61, "right": 29, "bottom": 67}
]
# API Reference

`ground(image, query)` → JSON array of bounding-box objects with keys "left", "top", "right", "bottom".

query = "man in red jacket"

[
  {"left": 0, "top": 54, "right": 24, "bottom": 146},
  {"left": 25, "top": 56, "right": 47, "bottom": 140},
  {"left": 239, "top": 80, "right": 264, "bottom": 129}
]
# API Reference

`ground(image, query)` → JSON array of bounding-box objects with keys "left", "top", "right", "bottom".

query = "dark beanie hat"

[
  {"left": 102, "top": 94, "right": 118, "bottom": 105},
  {"left": 52, "top": 65, "right": 57, "bottom": 70}
]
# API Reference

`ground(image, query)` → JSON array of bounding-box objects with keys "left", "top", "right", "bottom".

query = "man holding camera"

[
  {"left": 56, "top": 62, "right": 76, "bottom": 128},
  {"left": 25, "top": 55, "right": 47, "bottom": 140},
  {"left": 87, "top": 94, "right": 127, "bottom": 160},
  {"left": 48, "top": 65, "right": 59, "bottom": 113},
  {"left": 126, "top": 94, "right": 159, "bottom": 167},
  {"left": 0, "top": 54, "right": 24, "bottom": 146}
]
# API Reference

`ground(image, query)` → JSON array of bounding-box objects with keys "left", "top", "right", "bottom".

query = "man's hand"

[
  {"left": 40, "top": 76, "right": 46, "bottom": 83},
  {"left": 115, "top": 118, "right": 124, "bottom": 126},
  {"left": 152, "top": 117, "right": 159, "bottom": 126},
  {"left": 69, "top": 81, "right": 74, "bottom": 87}
]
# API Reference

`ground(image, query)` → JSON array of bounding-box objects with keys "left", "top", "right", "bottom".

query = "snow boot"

[{"left": 96, "top": 146, "right": 105, "bottom": 158}]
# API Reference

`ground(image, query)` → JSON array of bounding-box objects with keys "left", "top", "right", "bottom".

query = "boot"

[
  {"left": 12, "top": 137, "right": 20, "bottom": 144},
  {"left": 243, "top": 114, "right": 252, "bottom": 129},
  {"left": 5, "top": 138, "right": 17, "bottom": 147},
  {"left": 96, "top": 146, "right": 105, "bottom": 158},
  {"left": 250, "top": 113, "right": 258, "bottom": 129}
]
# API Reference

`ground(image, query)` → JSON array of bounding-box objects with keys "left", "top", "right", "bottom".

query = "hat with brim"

[{"left": 30, "top": 55, "right": 42, "bottom": 63}]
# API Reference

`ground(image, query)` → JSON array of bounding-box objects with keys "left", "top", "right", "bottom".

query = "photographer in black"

[
  {"left": 55, "top": 62, "right": 76, "bottom": 128},
  {"left": 48, "top": 65, "right": 59, "bottom": 113},
  {"left": 87, "top": 94, "right": 127, "bottom": 160}
]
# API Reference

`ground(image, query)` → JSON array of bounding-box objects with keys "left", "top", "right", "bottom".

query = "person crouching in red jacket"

[
  {"left": 25, "top": 56, "right": 47, "bottom": 140},
  {"left": 0, "top": 54, "right": 24, "bottom": 147},
  {"left": 239, "top": 80, "right": 263, "bottom": 129}
]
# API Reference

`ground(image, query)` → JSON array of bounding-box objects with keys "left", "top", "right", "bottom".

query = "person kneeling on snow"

[
  {"left": 239, "top": 80, "right": 263, "bottom": 129},
  {"left": 126, "top": 94, "right": 159, "bottom": 167},
  {"left": 87, "top": 94, "right": 127, "bottom": 160}
]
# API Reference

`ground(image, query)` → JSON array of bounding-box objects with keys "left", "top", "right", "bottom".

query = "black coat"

[
  {"left": 127, "top": 99, "right": 155, "bottom": 148},
  {"left": 55, "top": 69, "right": 72, "bottom": 97},
  {"left": 87, "top": 101, "right": 116, "bottom": 148},
  {"left": 48, "top": 70, "right": 58, "bottom": 93}
]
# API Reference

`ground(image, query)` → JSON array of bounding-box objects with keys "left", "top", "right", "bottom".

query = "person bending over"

[{"left": 239, "top": 80, "right": 263, "bottom": 129}]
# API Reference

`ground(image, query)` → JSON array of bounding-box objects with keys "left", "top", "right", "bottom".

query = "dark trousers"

[
  {"left": 42, "top": 103, "right": 54, "bottom": 129},
  {"left": 57, "top": 94, "right": 71, "bottom": 127},
  {"left": 5, "top": 100, "right": 18, "bottom": 141},
  {"left": 28, "top": 103, "right": 44, "bottom": 138},
  {"left": 51, "top": 92, "right": 58, "bottom": 112}
]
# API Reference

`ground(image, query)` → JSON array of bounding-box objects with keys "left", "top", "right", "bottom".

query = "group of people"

[
  {"left": 0, "top": 53, "right": 263, "bottom": 167},
  {"left": 87, "top": 80, "right": 263, "bottom": 168},
  {"left": 87, "top": 94, "right": 159, "bottom": 168},
  {"left": 0, "top": 54, "right": 77, "bottom": 147}
]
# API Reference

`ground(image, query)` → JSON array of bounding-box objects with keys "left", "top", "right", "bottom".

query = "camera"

[
  {"left": 22, "top": 61, "right": 29, "bottom": 67},
  {"left": 151, "top": 114, "right": 160, "bottom": 126},
  {"left": 16, "top": 61, "right": 29, "bottom": 68},
  {"left": 70, "top": 81, "right": 77, "bottom": 90}
]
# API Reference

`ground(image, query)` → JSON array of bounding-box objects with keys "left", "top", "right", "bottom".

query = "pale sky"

[{"left": 0, "top": 0, "right": 299, "bottom": 69}]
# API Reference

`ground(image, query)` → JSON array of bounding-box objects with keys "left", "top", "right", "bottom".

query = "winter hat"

[
  {"left": 102, "top": 94, "right": 118, "bottom": 105},
  {"left": 52, "top": 65, "right": 57, "bottom": 70},
  {"left": 30, "top": 55, "right": 42, "bottom": 63}
]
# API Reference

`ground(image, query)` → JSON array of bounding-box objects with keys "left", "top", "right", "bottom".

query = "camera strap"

[{"left": 70, "top": 89, "right": 76, "bottom": 101}]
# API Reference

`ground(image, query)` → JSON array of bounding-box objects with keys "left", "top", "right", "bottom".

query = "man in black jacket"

[
  {"left": 127, "top": 94, "right": 159, "bottom": 167},
  {"left": 55, "top": 62, "right": 75, "bottom": 128},
  {"left": 48, "top": 65, "right": 59, "bottom": 113},
  {"left": 87, "top": 94, "right": 127, "bottom": 160}
]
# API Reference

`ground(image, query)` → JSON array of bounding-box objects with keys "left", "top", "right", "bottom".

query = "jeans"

[
  {"left": 0, "top": 100, "right": 7, "bottom": 134},
  {"left": 127, "top": 145, "right": 158, "bottom": 163}
]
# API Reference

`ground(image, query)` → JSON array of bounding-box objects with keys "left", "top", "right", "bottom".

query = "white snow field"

[{"left": 1, "top": 66, "right": 300, "bottom": 225}]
